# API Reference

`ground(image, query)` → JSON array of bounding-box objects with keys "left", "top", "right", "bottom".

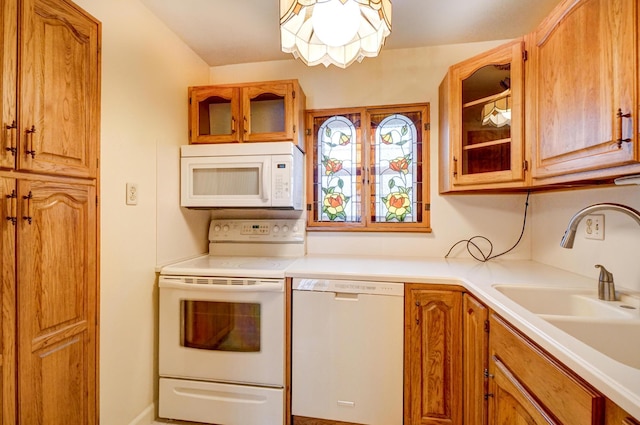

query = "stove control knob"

[
  {"left": 222, "top": 225, "right": 229, "bottom": 232},
  {"left": 282, "top": 225, "right": 289, "bottom": 233},
  {"left": 273, "top": 225, "right": 280, "bottom": 233},
  {"left": 293, "top": 225, "right": 299, "bottom": 232},
  {"left": 213, "top": 225, "right": 221, "bottom": 232}
]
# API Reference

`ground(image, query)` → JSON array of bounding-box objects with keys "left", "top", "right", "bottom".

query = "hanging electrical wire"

[{"left": 444, "top": 190, "right": 531, "bottom": 262}]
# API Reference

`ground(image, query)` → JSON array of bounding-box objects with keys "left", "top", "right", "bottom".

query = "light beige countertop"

[{"left": 286, "top": 255, "right": 640, "bottom": 419}]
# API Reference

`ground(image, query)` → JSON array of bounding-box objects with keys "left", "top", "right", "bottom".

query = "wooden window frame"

[{"left": 305, "top": 103, "right": 431, "bottom": 233}]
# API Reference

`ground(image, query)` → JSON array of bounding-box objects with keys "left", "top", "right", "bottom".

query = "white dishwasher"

[{"left": 292, "top": 278, "right": 404, "bottom": 425}]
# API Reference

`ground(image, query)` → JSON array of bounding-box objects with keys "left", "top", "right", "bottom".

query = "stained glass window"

[
  {"left": 306, "top": 104, "right": 430, "bottom": 232},
  {"left": 315, "top": 114, "right": 360, "bottom": 222}
]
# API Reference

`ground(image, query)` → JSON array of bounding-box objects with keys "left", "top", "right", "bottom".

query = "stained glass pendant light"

[
  {"left": 280, "top": 0, "right": 392, "bottom": 68},
  {"left": 481, "top": 95, "right": 511, "bottom": 128}
]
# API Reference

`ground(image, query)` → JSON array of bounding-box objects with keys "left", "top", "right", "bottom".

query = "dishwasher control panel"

[{"left": 293, "top": 278, "right": 404, "bottom": 296}]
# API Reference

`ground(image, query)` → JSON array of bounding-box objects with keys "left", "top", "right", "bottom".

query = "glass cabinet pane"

[
  {"left": 198, "top": 96, "right": 232, "bottom": 137},
  {"left": 461, "top": 63, "right": 511, "bottom": 176},
  {"left": 249, "top": 93, "right": 285, "bottom": 134},
  {"left": 181, "top": 300, "right": 260, "bottom": 352}
]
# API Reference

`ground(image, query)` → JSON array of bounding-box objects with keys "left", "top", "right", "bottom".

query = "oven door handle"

[{"left": 159, "top": 279, "right": 284, "bottom": 292}]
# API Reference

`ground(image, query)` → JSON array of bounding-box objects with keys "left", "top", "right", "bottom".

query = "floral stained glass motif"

[
  {"left": 316, "top": 115, "right": 359, "bottom": 222},
  {"left": 373, "top": 113, "right": 419, "bottom": 222}
]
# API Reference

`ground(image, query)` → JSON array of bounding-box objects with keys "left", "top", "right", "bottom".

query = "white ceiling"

[{"left": 139, "top": 0, "right": 563, "bottom": 67}]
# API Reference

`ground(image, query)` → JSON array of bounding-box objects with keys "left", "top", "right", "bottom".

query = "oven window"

[{"left": 181, "top": 300, "right": 261, "bottom": 352}]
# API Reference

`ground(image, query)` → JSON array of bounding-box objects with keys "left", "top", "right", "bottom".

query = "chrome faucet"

[
  {"left": 560, "top": 203, "right": 640, "bottom": 301},
  {"left": 560, "top": 203, "right": 640, "bottom": 248},
  {"left": 595, "top": 264, "right": 615, "bottom": 301}
]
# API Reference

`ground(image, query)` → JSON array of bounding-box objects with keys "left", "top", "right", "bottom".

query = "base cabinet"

[
  {"left": 401, "top": 288, "right": 640, "bottom": 425},
  {"left": 605, "top": 399, "right": 640, "bottom": 425},
  {"left": 488, "top": 313, "right": 604, "bottom": 424},
  {"left": 462, "top": 294, "right": 488, "bottom": 425},
  {"left": 1, "top": 176, "right": 98, "bottom": 424},
  {"left": 404, "top": 285, "right": 463, "bottom": 425}
]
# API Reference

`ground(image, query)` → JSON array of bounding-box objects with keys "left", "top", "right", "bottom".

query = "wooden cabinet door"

[
  {"left": 463, "top": 294, "right": 488, "bottom": 425},
  {"left": 16, "top": 179, "right": 97, "bottom": 425},
  {"left": 1, "top": 0, "right": 17, "bottom": 170},
  {"left": 242, "top": 82, "right": 294, "bottom": 142},
  {"left": 440, "top": 39, "right": 526, "bottom": 192},
  {"left": 0, "top": 177, "right": 16, "bottom": 425},
  {"left": 489, "top": 356, "right": 558, "bottom": 425},
  {"left": 189, "top": 85, "right": 241, "bottom": 144},
  {"left": 530, "top": 0, "right": 638, "bottom": 180},
  {"left": 405, "top": 286, "right": 462, "bottom": 425},
  {"left": 19, "top": 0, "right": 99, "bottom": 178},
  {"left": 488, "top": 313, "right": 603, "bottom": 425}
]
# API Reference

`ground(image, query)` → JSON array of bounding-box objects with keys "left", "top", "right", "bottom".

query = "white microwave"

[{"left": 181, "top": 142, "right": 304, "bottom": 209}]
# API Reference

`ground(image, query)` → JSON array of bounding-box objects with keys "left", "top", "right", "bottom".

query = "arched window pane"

[
  {"left": 372, "top": 112, "right": 422, "bottom": 223},
  {"left": 315, "top": 115, "right": 361, "bottom": 222}
]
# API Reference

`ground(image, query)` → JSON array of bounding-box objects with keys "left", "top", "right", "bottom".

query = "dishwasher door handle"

[{"left": 334, "top": 292, "right": 359, "bottom": 301}]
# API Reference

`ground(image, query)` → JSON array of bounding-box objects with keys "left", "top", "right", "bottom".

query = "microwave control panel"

[{"left": 272, "top": 156, "right": 292, "bottom": 203}]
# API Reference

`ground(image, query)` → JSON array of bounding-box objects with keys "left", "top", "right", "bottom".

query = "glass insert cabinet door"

[
  {"left": 189, "top": 86, "right": 241, "bottom": 143},
  {"left": 188, "top": 82, "right": 296, "bottom": 144},
  {"left": 446, "top": 39, "right": 525, "bottom": 188}
]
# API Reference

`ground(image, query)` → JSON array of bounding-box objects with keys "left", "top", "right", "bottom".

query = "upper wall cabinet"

[
  {"left": 529, "top": 0, "right": 639, "bottom": 183},
  {"left": 439, "top": 39, "right": 527, "bottom": 193},
  {"left": 1, "top": 0, "right": 99, "bottom": 178},
  {"left": 188, "top": 80, "right": 306, "bottom": 150}
]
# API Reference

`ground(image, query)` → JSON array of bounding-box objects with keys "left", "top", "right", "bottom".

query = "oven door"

[{"left": 158, "top": 275, "right": 285, "bottom": 387}]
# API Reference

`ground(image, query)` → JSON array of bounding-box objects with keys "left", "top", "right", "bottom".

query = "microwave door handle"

[
  {"left": 262, "top": 173, "right": 269, "bottom": 201},
  {"left": 159, "top": 280, "right": 283, "bottom": 292}
]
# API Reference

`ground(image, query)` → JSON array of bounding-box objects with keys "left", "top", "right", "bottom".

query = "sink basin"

[
  {"left": 493, "top": 284, "right": 639, "bottom": 319},
  {"left": 544, "top": 317, "right": 640, "bottom": 369},
  {"left": 493, "top": 284, "right": 640, "bottom": 369}
]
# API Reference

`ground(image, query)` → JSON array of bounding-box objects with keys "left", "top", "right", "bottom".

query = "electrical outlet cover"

[
  {"left": 126, "top": 183, "right": 138, "bottom": 205},
  {"left": 584, "top": 214, "right": 604, "bottom": 240}
]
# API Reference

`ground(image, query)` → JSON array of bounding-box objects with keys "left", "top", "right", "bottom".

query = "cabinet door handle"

[
  {"left": 231, "top": 117, "right": 236, "bottom": 134},
  {"left": 453, "top": 156, "right": 458, "bottom": 177},
  {"left": 243, "top": 115, "right": 248, "bottom": 135},
  {"left": 4, "top": 120, "right": 17, "bottom": 156},
  {"left": 25, "top": 125, "right": 36, "bottom": 158},
  {"left": 5, "top": 189, "right": 17, "bottom": 225},
  {"left": 616, "top": 109, "right": 632, "bottom": 148},
  {"left": 22, "top": 191, "right": 33, "bottom": 224}
]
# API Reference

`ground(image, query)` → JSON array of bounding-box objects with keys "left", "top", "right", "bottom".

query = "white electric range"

[{"left": 158, "top": 218, "right": 304, "bottom": 425}]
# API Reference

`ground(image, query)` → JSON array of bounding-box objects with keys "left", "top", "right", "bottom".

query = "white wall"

[
  {"left": 210, "top": 42, "right": 533, "bottom": 260},
  {"left": 66, "top": 1, "right": 210, "bottom": 424},
  {"left": 531, "top": 186, "right": 640, "bottom": 292}
]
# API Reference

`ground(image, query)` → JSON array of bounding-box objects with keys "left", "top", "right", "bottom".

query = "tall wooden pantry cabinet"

[{"left": 0, "top": 0, "right": 100, "bottom": 423}]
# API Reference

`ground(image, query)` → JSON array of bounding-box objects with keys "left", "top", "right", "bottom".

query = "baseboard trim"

[
  {"left": 128, "top": 403, "right": 155, "bottom": 425},
  {"left": 292, "top": 416, "right": 362, "bottom": 425}
]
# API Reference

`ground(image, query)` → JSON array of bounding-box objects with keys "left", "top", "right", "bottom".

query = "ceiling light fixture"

[
  {"left": 481, "top": 94, "right": 511, "bottom": 128},
  {"left": 280, "top": 0, "right": 392, "bottom": 69}
]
